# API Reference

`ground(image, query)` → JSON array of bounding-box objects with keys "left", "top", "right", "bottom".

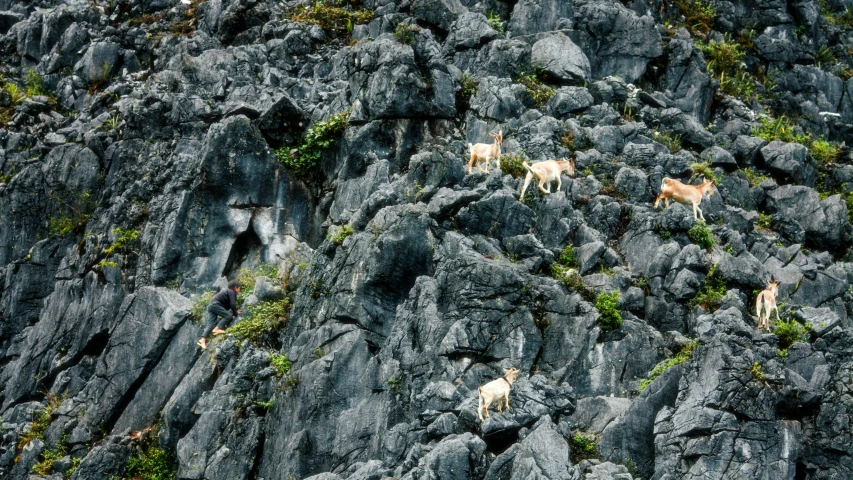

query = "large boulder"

[
  {"left": 508, "top": 0, "right": 575, "bottom": 36},
  {"left": 759, "top": 140, "right": 818, "bottom": 187},
  {"left": 531, "top": 32, "right": 591, "bottom": 83}
]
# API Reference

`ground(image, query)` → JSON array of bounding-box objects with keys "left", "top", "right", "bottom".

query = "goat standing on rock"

[
  {"left": 756, "top": 281, "right": 781, "bottom": 332},
  {"left": 654, "top": 177, "right": 715, "bottom": 221},
  {"left": 468, "top": 129, "right": 503, "bottom": 174},
  {"left": 478, "top": 368, "right": 520, "bottom": 422},
  {"left": 519, "top": 159, "right": 576, "bottom": 199}
]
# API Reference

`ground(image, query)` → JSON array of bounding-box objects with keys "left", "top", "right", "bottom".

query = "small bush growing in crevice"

[
  {"left": 190, "top": 291, "right": 215, "bottom": 325},
  {"left": 275, "top": 110, "right": 350, "bottom": 176},
  {"left": 229, "top": 298, "right": 291, "bottom": 346},
  {"left": 17, "top": 394, "right": 63, "bottom": 459},
  {"left": 499, "top": 153, "right": 527, "bottom": 179},
  {"left": 124, "top": 428, "right": 177, "bottom": 480},
  {"left": 688, "top": 222, "right": 715, "bottom": 250},
  {"left": 595, "top": 291, "right": 622, "bottom": 332},
  {"left": 552, "top": 264, "right": 594, "bottom": 301},
  {"left": 393, "top": 22, "right": 417, "bottom": 44},
  {"left": 748, "top": 361, "right": 766, "bottom": 381},
  {"left": 669, "top": 0, "right": 716, "bottom": 37},
  {"left": 742, "top": 168, "right": 768, "bottom": 187},
  {"left": 270, "top": 353, "right": 292, "bottom": 377},
  {"left": 638, "top": 339, "right": 700, "bottom": 391},
  {"left": 652, "top": 129, "right": 682, "bottom": 153},
  {"left": 689, "top": 264, "right": 727, "bottom": 312},
  {"left": 456, "top": 73, "right": 479, "bottom": 111},
  {"left": 570, "top": 431, "right": 598, "bottom": 464},
  {"left": 754, "top": 116, "right": 811, "bottom": 145},
  {"left": 330, "top": 224, "right": 354, "bottom": 245},
  {"left": 690, "top": 162, "right": 716, "bottom": 183},
  {"left": 287, "top": 0, "right": 372, "bottom": 41},
  {"left": 48, "top": 190, "right": 97, "bottom": 237},
  {"left": 557, "top": 244, "right": 577, "bottom": 268},
  {"left": 774, "top": 318, "right": 810, "bottom": 349},
  {"left": 487, "top": 10, "right": 504, "bottom": 34},
  {"left": 810, "top": 137, "right": 841, "bottom": 164},
  {"left": 518, "top": 70, "right": 555, "bottom": 107}
]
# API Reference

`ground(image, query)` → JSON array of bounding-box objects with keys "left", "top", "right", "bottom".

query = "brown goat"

[{"left": 654, "top": 177, "right": 715, "bottom": 221}]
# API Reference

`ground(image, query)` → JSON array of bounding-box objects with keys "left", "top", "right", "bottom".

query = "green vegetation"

[
  {"left": 570, "top": 431, "right": 598, "bottom": 464},
  {"left": 228, "top": 297, "right": 291, "bottom": 345},
  {"left": 754, "top": 115, "right": 810, "bottom": 144},
  {"left": 270, "top": 353, "right": 292, "bottom": 377},
  {"left": 17, "top": 394, "right": 63, "bottom": 458},
  {"left": 96, "top": 260, "right": 118, "bottom": 268},
  {"left": 287, "top": 0, "right": 372, "bottom": 41},
  {"left": 639, "top": 339, "right": 699, "bottom": 391},
  {"left": 393, "top": 22, "right": 417, "bottom": 44},
  {"left": 670, "top": 0, "right": 716, "bottom": 37},
  {"left": 774, "top": 318, "right": 810, "bottom": 349},
  {"left": 387, "top": 375, "right": 404, "bottom": 394},
  {"left": 499, "top": 153, "right": 527, "bottom": 179},
  {"left": 235, "top": 263, "right": 280, "bottom": 304},
  {"left": 652, "top": 129, "right": 682, "bottom": 154},
  {"left": 633, "top": 276, "right": 650, "bottom": 295},
  {"left": 487, "top": 10, "right": 504, "bottom": 34},
  {"left": 757, "top": 212, "right": 772, "bottom": 230},
  {"left": 742, "top": 168, "right": 768, "bottom": 187},
  {"left": 457, "top": 73, "right": 479, "bottom": 111},
  {"left": 560, "top": 130, "right": 575, "bottom": 151},
  {"left": 190, "top": 291, "right": 215, "bottom": 325},
  {"left": 815, "top": 45, "right": 836, "bottom": 67},
  {"left": 48, "top": 191, "right": 96, "bottom": 236},
  {"left": 24, "top": 70, "right": 50, "bottom": 97},
  {"left": 595, "top": 291, "right": 622, "bottom": 333},
  {"left": 809, "top": 137, "right": 841, "bottom": 164},
  {"left": 102, "top": 113, "right": 120, "bottom": 132},
  {"left": 689, "top": 264, "right": 727, "bottom": 312},
  {"left": 275, "top": 110, "right": 350, "bottom": 176},
  {"left": 551, "top": 264, "right": 594, "bottom": 301},
  {"left": 557, "top": 244, "right": 577, "bottom": 268},
  {"left": 518, "top": 70, "right": 555, "bottom": 108},
  {"left": 32, "top": 437, "right": 68, "bottom": 476},
  {"left": 103, "top": 228, "right": 140, "bottom": 256},
  {"left": 124, "top": 429, "right": 177, "bottom": 480},
  {"left": 688, "top": 222, "right": 715, "bottom": 250},
  {"left": 657, "top": 225, "right": 672, "bottom": 240},
  {"left": 748, "top": 361, "right": 766, "bottom": 381},
  {"left": 169, "top": 0, "right": 204, "bottom": 36},
  {"left": 697, "top": 37, "right": 759, "bottom": 100},
  {"left": 330, "top": 224, "right": 354, "bottom": 245},
  {"left": 690, "top": 162, "right": 716, "bottom": 183},
  {"left": 840, "top": 68, "right": 853, "bottom": 81}
]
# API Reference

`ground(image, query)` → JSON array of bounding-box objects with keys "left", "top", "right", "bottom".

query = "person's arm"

[{"left": 230, "top": 290, "right": 239, "bottom": 316}]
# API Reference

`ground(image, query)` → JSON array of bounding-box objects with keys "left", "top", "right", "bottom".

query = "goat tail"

[
  {"left": 522, "top": 161, "right": 532, "bottom": 171},
  {"left": 467, "top": 143, "right": 473, "bottom": 150},
  {"left": 477, "top": 387, "right": 484, "bottom": 421}
]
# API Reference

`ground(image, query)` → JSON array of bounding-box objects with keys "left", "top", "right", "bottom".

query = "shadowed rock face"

[{"left": 0, "top": 1, "right": 852, "bottom": 480}]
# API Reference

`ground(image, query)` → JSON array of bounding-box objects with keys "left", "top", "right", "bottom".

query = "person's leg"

[
  {"left": 201, "top": 305, "right": 221, "bottom": 339},
  {"left": 209, "top": 304, "right": 232, "bottom": 335}
]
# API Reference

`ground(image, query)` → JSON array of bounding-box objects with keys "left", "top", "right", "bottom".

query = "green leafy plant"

[
  {"left": 690, "top": 162, "right": 716, "bottom": 183},
  {"left": 638, "top": 339, "right": 699, "bottom": 391},
  {"left": 809, "top": 137, "right": 841, "bottom": 164},
  {"left": 190, "top": 291, "right": 215, "bottom": 325},
  {"left": 696, "top": 36, "right": 761, "bottom": 100},
  {"left": 124, "top": 428, "right": 177, "bottom": 480},
  {"left": 457, "top": 73, "right": 479, "bottom": 111},
  {"left": 570, "top": 431, "right": 598, "bottom": 464},
  {"left": 518, "top": 70, "right": 555, "bottom": 107},
  {"left": 270, "top": 353, "right": 292, "bottom": 377},
  {"left": 774, "top": 318, "right": 809, "bottom": 349},
  {"left": 754, "top": 116, "right": 811, "bottom": 145},
  {"left": 275, "top": 110, "right": 350, "bottom": 176},
  {"left": 757, "top": 212, "right": 772, "bottom": 230},
  {"left": 24, "top": 69, "right": 49, "bottom": 97},
  {"left": 103, "top": 228, "right": 140, "bottom": 256},
  {"left": 688, "top": 222, "right": 715, "bottom": 250},
  {"left": 48, "top": 191, "right": 96, "bottom": 237},
  {"left": 689, "top": 264, "right": 727, "bottom": 312},
  {"left": 595, "top": 291, "right": 622, "bottom": 332},
  {"left": 32, "top": 437, "right": 68, "bottom": 476},
  {"left": 228, "top": 298, "right": 291, "bottom": 345},
  {"left": 670, "top": 0, "right": 716, "bottom": 37},
  {"left": 557, "top": 244, "right": 577, "bottom": 268},
  {"left": 387, "top": 375, "right": 403, "bottom": 394},
  {"left": 330, "top": 224, "right": 354, "bottom": 245},
  {"left": 499, "top": 153, "right": 527, "bottom": 179},
  {"left": 287, "top": 0, "right": 372, "bottom": 41},
  {"left": 393, "top": 22, "right": 417, "bottom": 44},
  {"left": 748, "top": 361, "right": 766, "bottom": 381},
  {"left": 652, "top": 129, "right": 682, "bottom": 153},
  {"left": 102, "top": 113, "right": 121, "bottom": 132},
  {"left": 815, "top": 45, "right": 836, "bottom": 67},
  {"left": 633, "top": 276, "right": 650, "bottom": 295},
  {"left": 17, "top": 394, "right": 63, "bottom": 459},
  {"left": 742, "top": 168, "right": 768, "bottom": 187},
  {"left": 487, "top": 9, "right": 504, "bottom": 33}
]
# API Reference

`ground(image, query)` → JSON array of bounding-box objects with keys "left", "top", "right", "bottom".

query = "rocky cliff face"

[{"left": 1, "top": 0, "right": 852, "bottom": 479}]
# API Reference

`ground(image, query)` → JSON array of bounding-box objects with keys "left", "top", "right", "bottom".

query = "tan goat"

[
  {"left": 467, "top": 129, "right": 503, "bottom": 174},
  {"left": 519, "top": 159, "right": 576, "bottom": 199},
  {"left": 478, "top": 368, "right": 520, "bottom": 422},
  {"left": 654, "top": 177, "right": 715, "bottom": 221},
  {"left": 756, "top": 281, "right": 780, "bottom": 332}
]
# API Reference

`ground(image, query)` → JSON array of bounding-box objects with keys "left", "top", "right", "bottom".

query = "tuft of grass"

[
  {"left": 697, "top": 37, "right": 759, "bottom": 100},
  {"left": 815, "top": 45, "right": 836, "bottom": 67},
  {"left": 557, "top": 244, "right": 577, "bottom": 268},
  {"left": 638, "top": 339, "right": 700, "bottom": 391},
  {"left": 688, "top": 222, "right": 715, "bottom": 251},
  {"left": 689, "top": 264, "right": 727, "bottom": 312},
  {"left": 228, "top": 298, "right": 291, "bottom": 346},
  {"left": 500, "top": 153, "right": 527, "bottom": 179},
  {"left": 743, "top": 168, "right": 768, "bottom": 187},
  {"left": 270, "top": 353, "right": 292, "bottom": 377},
  {"left": 287, "top": 0, "right": 372, "bottom": 41},
  {"left": 275, "top": 110, "right": 350, "bottom": 177},
  {"left": 756, "top": 212, "right": 772, "bottom": 230},
  {"left": 31, "top": 438, "right": 68, "bottom": 476},
  {"left": 652, "top": 129, "right": 682, "bottom": 154},
  {"left": 748, "top": 361, "right": 766, "bottom": 381},
  {"left": 551, "top": 264, "right": 595, "bottom": 302},
  {"left": 457, "top": 73, "right": 479, "bottom": 111},
  {"left": 518, "top": 70, "right": 555, "bottom": 108},
  {"left": 570, "top": 431, "right": 598, "bottom": 464},
  {"left": 124, "top": 428, "right": 177, "bottom": 480},
  {"left": 17, "top": 394, "right": 63, "bottom": 459},
  {"left": 486, "top": 9, "right": 504, "bottom": 34},
  {"left": 774, "top": 318, "right": 809, "bottom": 349},
  {"left": 670, "top": 0, "right": 716, "bottom": 37},
  {"left": 330, "top": 224, "right": 354, "bottom": 245},
  {"left": 753, "top": 116, "right": 811, "bottom": 145},
  {"left": 809, "top": 137, "right": 841, "bottom": 164},
  {"left": 190, "top": 291, "right": 215, "bottom": 325},
  {"left": 387, "top": 375, "right": 403, "bottom": 394},
  {"left": 840, "top": 68, "right": 853, "bottom": 81},
  {"left": 690, "top": 162, "right": 716, "bottom": 183},
  {"left": 235, "top": 263, "right": 280, "bottom": 303},
  {"left": 393, "top": 22, "right": 417, "bottom": 44},
  {"left": 24, "top": 70, "right": 49, "bottom": 97},
  {"left": 595, "top": 291, "right": 622, "bottom": 332}
]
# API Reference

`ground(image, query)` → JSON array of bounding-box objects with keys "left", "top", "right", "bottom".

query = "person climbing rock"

[{"left": 197, "top": 280, "right": 243, "bottom": 350}]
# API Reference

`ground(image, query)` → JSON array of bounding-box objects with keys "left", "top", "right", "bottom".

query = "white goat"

[
  {"left": 519, "top": 159, "right": 576, "bottom": 199},
  {"left": 654, "top": 177, "right": 715, "bottom": 221},
  {"left": 756, "top": 281, "right": 780, "bottom": 332},
  {"left": 478, "top": 368, "right": 520, "bottom": 422},
  {"left": 468, "top": 129, "right": 503, "bottom": 174}
]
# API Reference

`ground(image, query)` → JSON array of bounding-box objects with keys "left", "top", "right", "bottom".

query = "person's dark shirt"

[{"left": 210, "top": 288, "right": 238, "bottom": 315}]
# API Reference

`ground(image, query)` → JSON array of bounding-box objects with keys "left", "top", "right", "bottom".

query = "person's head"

[{"left": 228, "top": 280, "right": 243, "bottom": 293}]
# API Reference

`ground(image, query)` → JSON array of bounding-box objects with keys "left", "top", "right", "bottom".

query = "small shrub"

[
  {"left": 24, "top": 70, "right": 49, "bottom": 97},
  {"left": 235, "top": 263, "right": 280, "bottom": 303},
  {"left": 670, "top": 0, "right": 716, "bottom": 37},
  {"left": 815, "top": 45, "right": 836, "bottom": 67},
  {"left": 125, "top": 430, "right": 177, "bottom": 480},
  {"left": 190, "top": 291, "right": 215, "bottom": 325},
  {"left": 743, "top": 168, "right": 768, "bottom": 187},
  {"left": 456, "top": 73, "right": 479, "bottom": 111},
  {"left": 48, "top": 191, "right": 96, "bottom": 237},
  {"left": 638, "top": 339, "right": 700, "bottom": 391},
  {"left": 754, "top": 116, "right": 810, "bottom": 145},
  {"left": 570, "top": 431, "right": 598, "bottom": 464},
  {"left": 652, "top": 129, "right": 682, "bottom": 153},
  {"left": 270, "top": 353, "right": 292, "bottom": 377},
  {"left": 96, "top": 260, "right": 118, "bottom": 268},
  {"left": 487, "top": 10, "right": 504, "bottom": 34},
  {"left": 499, "top": 153, "right": 527, "bottom": 179},
  {"left": 229, "top": 298, "right": 291, "bottom": 345},
  {"left": 330, "top": 224, "right": 354, "bottom": 245},
  {"left": 32, "top": 440, "right": 67, "bottom": 476},
  {"left": 387, "top": 375, "right": 404, "bottom": 394},
  {"left": 3, "top": 82, "right": 26, "bottom": 105},
  {"left": 690, "top": 162, "right": 716, "bottom": 183},
  {"left": 557, "top": 244, "right": 577, "bottom": 268},
  {"left": 287, "top": 0, "right": 372, "bottom": 41},
  {"left": 688, "top": 222, "right": 715, "bottom": 250},
  {"left": 17, "top": 394, "right": 63, "bottom": 457},
  {"left": 518, "top": 71, "right": 555, "bottom": 108},
  {"left": 757, "top": 212, "right": 772, "bottom": 230},
  {"left": 748, "top": 361, "right": 766, "bottom": 381},
  {"left": 809, "top": 137, "right": 841, "bottom": 164},
  {"left": 393, "top": 22, "right": 417, "bottom": 44},
  {"left": 275, "top": 110, "right": 350, "bottom": 176},
  {"left": 560, "top": 130, "right": 575, "bottom": 151},
  {"left": 551, "top": 264, "right": 594, "bottom": 301},
  {"left": 88, "top": 62, "right": 112, "bottom": 95},
  {"left": 774, "top": 318, "right": 809, "bottom": 349},
  {"left": 689, "top": 264, "right": 727, "bottom": 312},
  {"left": 595, "top": 291, "right": 622, "bottom": 332},
  {"left": 633, "top": 276, "right": 650, "bottom": 294},
  {"left": 840, "top": 68, "right": 853, "bottom": 81},
  {"left": 103, "top": 228, "right": 140, "bottom": 256}
]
